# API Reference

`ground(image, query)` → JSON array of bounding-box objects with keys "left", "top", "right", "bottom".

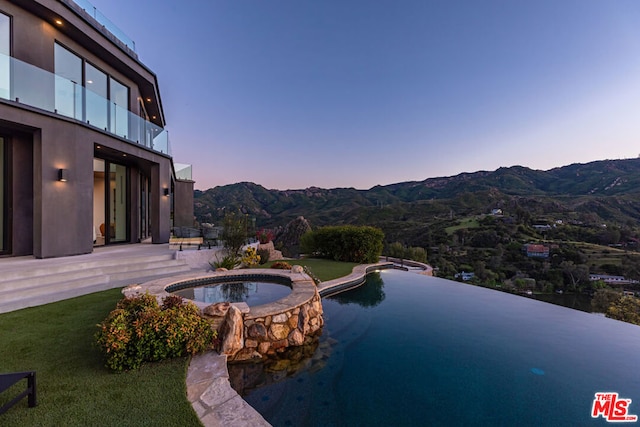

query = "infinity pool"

[{"left": 236, "top": 270, "right": 640, "bottom": 426}]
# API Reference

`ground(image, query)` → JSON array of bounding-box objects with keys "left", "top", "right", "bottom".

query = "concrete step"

[
  {"left": 0, "top": 261, "right": 194, "bottom": 314},
  {"left": 0, "top": 258, "right": 188, "bottom": 293},
  {"left": 0, "top": 247, "right": 199, "bottom": 314},
  {"left": 0, "top": 253, "right": 177, "bottom": 283}
]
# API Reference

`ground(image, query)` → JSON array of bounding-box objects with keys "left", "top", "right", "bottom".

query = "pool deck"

[{"left": 184, "top": 261, "right": 396, "bottom": 427}]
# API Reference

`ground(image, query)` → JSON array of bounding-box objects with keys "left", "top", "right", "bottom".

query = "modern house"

[{"left": 0, "top": 0, "right": 193, "bottom": 259}]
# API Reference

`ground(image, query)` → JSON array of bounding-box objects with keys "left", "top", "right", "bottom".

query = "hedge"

[{"left": 300, "top": 225, "right": 384, "bottom": 263}]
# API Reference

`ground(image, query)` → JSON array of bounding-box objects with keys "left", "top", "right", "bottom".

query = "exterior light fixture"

[
  {"left": 55, "top": 19, "right": 63, "bottom": 26},
  {"left": 58, "top": 169, "right": 68, "bottom": 182},
  {"left": 163, "top": 188, "right": 169, "bottom": 196}
]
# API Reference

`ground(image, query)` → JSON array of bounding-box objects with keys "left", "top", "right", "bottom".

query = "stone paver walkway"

[{"left": 187, "top": 352, "right": 271, "bottom": 427}]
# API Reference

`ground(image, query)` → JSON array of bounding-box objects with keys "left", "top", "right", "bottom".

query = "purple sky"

[{"left": 89, "top": 0, "right": 640, "bottom": 191}]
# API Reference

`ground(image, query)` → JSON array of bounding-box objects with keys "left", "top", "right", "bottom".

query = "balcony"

[
  {"left": 174, "top": 163, "right": 193, "bottom": 181},
  {"left": 66, "top": 0, "right": 136, "bottom": 53},
  {"left": 0, "top": 53, "right": 169, "bottom": 155}
]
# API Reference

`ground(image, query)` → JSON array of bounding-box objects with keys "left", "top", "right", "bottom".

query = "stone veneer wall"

[{"left": 222, "top": 288, "right": 324, "bottom": 362}]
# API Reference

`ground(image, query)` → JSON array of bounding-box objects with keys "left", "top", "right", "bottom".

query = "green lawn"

[
  {"left": 0, "top": 258, "right": 359, "bottom": 425},
  {"left": 261, "top": 258, "right": 359, "bottom": 282},
  {"left": 0, "top": 288, "right": 201, "bottom": 427}
]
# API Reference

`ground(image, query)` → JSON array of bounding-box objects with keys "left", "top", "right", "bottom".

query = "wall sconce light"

[
  {"left": 163, "top": 188, "right": 170, "bottom": 196},
  {"left": 58, "top": 169, "right": 68, "bottom": 182}
]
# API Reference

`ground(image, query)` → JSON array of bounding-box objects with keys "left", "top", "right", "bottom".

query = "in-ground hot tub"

[
  {"left": 124, "top": 268, "right": 324, "bottom": 362},
  {"left": 168, "top": 274, "right": 293, "bottom": 307}
]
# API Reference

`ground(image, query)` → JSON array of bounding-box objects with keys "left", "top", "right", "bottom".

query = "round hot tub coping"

[{"left": 123, "top": 268, "right": 317, "bottom": 317}]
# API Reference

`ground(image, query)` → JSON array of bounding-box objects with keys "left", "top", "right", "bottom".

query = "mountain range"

[{"left": 194, "top": 158, "right": 640, "bottom": 245}]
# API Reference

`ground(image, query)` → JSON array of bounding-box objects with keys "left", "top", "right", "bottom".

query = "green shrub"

[
  {"left": 209, "top": 253, "right": 241, "bottom": 270},
  {"left": 257, "top": 248, "right": 270, "bottom": 264},
  {"left": 405, "top": 246, "right": 427, "bottom": 263},
  {"left": 387, "top": 242, "right": 405, "bottom": 258},
  {"left": 301, "top": 225, "right": 384, "bottom": 263},
  {"left": 96, "top": 294, "right": 216, "bottom": 372},
  {"left": 271, "top": 261, "right": 292, "bottom": 270},
  {"left": 385, "top": 242, "right": 427, "bottom": 263}
]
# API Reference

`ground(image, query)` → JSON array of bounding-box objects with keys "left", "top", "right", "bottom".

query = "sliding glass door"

[
  {"left": 93, "top": 158, "right": 128, "bottom": 246},
  {"left": 109, "top": 163, "right": 127, "bottom": 243}
]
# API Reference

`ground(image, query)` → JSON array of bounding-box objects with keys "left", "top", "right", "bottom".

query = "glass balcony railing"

[
  {"left": 174, "top": 163, "right": 193, "bottom": 181},
  {"left": 0, "top": 53, "right": 170, "bottom": 155},
  {"left": 69, "top": 0, "right": 136, "bottom": 52}
]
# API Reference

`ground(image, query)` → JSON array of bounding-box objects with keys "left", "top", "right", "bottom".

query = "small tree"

[{"left": 220, "top": 212, "right": 248, "bottom": 258}]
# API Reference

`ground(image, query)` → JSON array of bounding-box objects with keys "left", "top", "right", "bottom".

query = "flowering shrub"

[
  {"left": 270, "top": 261, "right": 292, "bottom": 270},
  {"left": 242, "top": 246, "right": 261, "bottom": 267},
  {"left": 256, "top": 228, "right": 274, "bottom": 244},
  {"left": 95, "top": 294, "right": 216, "bottom": 372}
]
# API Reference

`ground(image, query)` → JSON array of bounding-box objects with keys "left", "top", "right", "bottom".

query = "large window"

[
  {"left": 54, "top": 43, "right": 82, "bottom": 119},
  {"left": 54, "top": 43, "right": 130, "bottom": 133},
  {"left": 85, "top": 62, "right": 108, "bottom": 130},
  {"left": 0, "top": 12, "right": 10, "bottom": 100},
  {"left": 110, "top": 78, "right": 129, "bottom": 137}
]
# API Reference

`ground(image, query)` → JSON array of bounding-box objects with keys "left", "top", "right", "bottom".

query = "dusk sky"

[{"left": 90, "top": 0, "right": 640, "bottom": 191}]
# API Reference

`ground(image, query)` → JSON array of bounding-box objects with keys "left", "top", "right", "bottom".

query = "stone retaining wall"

[
  {"left": 125, "top": 267, "right": 323, "bottom": 363},
  {"left": 224, "top": 288, "right": 323, "bottom": 362}
]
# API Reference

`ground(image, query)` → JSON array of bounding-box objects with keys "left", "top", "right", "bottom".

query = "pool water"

[
  {"left": 239, "top": 270, "right": 640, "bottom": 426},
  {"left": 172, "top": 281, "right": 291, "bottom": 306}
]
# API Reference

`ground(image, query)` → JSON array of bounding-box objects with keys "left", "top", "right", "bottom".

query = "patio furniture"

[{"left": 0, "top": 371, "right": 37, "bottom": 414}]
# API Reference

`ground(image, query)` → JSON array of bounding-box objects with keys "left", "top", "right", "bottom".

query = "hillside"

[{"left": 194, "top": 158, "right": 640, "bottom": 239}]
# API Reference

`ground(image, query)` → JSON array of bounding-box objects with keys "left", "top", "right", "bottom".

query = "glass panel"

[
  {"left": 0, "top": 13, "right": 9, "bottom": 100},
  {"left": 54, "top": 44, "right": 82, "bottom": 119},
  {"left": 85, "top": 63, "right": 108, "bottom": 130},
  {"left": 110, "top": 78, "right": 129, "bottom": 137},
  {"left": 93, "top": 158, "right": 106, "bottom": 246},
  {"left": 174, "top": 163, "right": 192, "bottom": 180},
  {"left": 109, "top": 163, "right": 127, "bottom": 242},
  {"left": 72, "top": 0, "right": 136, "bottom": 52},
  {"left": 0, "top": 137, "right": 4, "bottom": 252},
  {"left": 3, "top": 53, "right": 170, "bottom": 155}
]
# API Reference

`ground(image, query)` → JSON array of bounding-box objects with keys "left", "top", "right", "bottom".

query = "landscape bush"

[
  {"left": 301, "top": 225, "right": 384, "bottom": 263},
  {"left": 95, "top": 294, "right": 216, "bottom": 372},
  {"left": 271, "top": 261, "right": 292, "bottom": 270},
  {"left": 385, "top": 242, "right": 427, "bottom": 263},
  {"left": 257, "top": 248, "right": 270, "bottom": 264},
  {"left": 209, "top": 253, "right": 241, "bottom": 270}
]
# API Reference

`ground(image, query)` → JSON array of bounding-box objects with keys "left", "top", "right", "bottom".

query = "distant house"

[
  {"left": 533, "top": 225, "right": 552, "bottom": 232},
  {"left": 524, "top": 244, "right": 550, "bottom": 258},
  {"left": 455, "top": 271, "right": 475, "bottom": 281},
  {"left": 589, "top": 275, "right": 639, "bottom": 285},
  {"left": 491, "top": 209, "right": 503, "bottom": 216}
]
